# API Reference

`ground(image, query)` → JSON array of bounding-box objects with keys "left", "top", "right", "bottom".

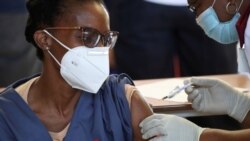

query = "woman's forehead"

[{"left": 54, "top": 2, "right": 109, "bottom": 32}]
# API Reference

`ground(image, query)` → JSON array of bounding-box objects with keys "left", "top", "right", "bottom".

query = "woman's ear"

[{"left": 34, "top": 30, "right": 52, "bottom": 50}]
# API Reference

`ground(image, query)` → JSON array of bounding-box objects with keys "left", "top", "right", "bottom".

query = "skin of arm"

[
  {"left": 241, "top": 111, "right": 250, "bottom": 128},
  {"left": 126, "top": 84, "right": 154, "bottom": 141},
  {"left": 200, "top": 111, "right": 250, "bottom": 141},
  {"left": 200, "top": 128, "right": 250, "bottom": 141}
]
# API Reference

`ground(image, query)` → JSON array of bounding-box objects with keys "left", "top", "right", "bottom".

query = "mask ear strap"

[
  {"left": 43, "top": 30, "right": 71, "bottom": 51},
  {"left": 46, "top": 47, "right": 62, "bottom": 67},
  {"left": 212, "top": 0, "right": 216, "bottom": 7},
  {"left": 237, "top": 0, "right": 244, "bottom": 12}
]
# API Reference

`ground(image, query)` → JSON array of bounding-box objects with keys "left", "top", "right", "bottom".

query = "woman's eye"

[{"left": 82, "top": 35, "right": 91, "bottom": 42}]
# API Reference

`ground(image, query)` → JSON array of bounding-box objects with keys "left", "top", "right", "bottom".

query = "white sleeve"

[
  {"left": 243, "top": 15, "right": 250, "bottom": 70},
  {"left": 237, "top": 47, "right": 250, "bottom": 73}
]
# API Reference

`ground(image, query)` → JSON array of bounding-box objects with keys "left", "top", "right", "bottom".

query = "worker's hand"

[
  {"left": 140, "top": 114, "right": 205, "bottom": 141},
  {"left": 185, "top": 77, "right": 250, "bottom": 122}
]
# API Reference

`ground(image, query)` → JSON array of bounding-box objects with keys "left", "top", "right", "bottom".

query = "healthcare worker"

[{"left": 139, "top": 0, "right": 250, "bottom": 141}]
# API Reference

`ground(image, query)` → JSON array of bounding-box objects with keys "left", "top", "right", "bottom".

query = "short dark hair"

[{"left": 25, "top": 0, "right": 104, "bottom": 60}]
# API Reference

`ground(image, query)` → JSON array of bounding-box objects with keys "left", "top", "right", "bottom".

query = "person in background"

[
  {"left": 104, "top": 0, "right": 238, "bottom": 80},
  {"left": 139, "top": 0, "right": 250, "bottom": 141},
  {"left": 0, "top": 0, "right": 42, "bottom": 86},
  {"left": 0, "top": 0, "right": 153, "bottom": 140}
]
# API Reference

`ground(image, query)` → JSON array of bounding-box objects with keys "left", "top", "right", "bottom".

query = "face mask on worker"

[
  {"left": 43, "top": 30, "right": 110, "bottom": 94},
  {"left": 196, "top": 0, "right": 243, "bottom": 44}
]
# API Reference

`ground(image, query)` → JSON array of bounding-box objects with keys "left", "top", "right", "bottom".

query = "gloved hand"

[
  {"left": 140, "top": 114, "right": 205, "bottom": 141},
  {"left": 185, "top": 77, "right": 250, "bottom": 122}
]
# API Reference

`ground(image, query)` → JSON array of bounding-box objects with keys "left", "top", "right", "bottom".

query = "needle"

[{"left": 162, "top": 83, "right": 193, "bottom": 100}]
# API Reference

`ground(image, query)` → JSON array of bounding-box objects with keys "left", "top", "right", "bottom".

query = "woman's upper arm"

[{"left": 127, "top": 85, "right": 153, "bottom": 141}]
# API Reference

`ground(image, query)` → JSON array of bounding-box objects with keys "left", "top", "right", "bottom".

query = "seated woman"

[{"left": 0, "top": 0, "right": 153, "bottom": 140}]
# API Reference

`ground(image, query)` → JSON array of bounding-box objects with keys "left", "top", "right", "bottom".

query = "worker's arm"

[
  {"left": 201, "top": 128, "right": 250, "bottom": 141},
  {"left": 242, "top": 111, "right": 250, "bottom": 128},
  {"left": 140, "top": 114, "right": 250, "bottom": 141},
  {"left": 185, "top": 78, "right": 250, "bottom": 123}
]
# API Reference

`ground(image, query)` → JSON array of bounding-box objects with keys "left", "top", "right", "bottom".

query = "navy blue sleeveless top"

[{"left": 0, "top": 74, "right": 134, "bottom": 141}]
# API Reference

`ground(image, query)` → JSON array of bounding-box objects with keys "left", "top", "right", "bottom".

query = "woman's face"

[
  {"left": 188, "top": 0, "right": 246, "bottom": 22},
  {"left": 46, "top": 2, "right": 110, "bottom": 62}
]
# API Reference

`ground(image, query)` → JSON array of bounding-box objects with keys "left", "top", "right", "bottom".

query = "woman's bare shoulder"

[{"left": 125, "top": 84, "right": 153, "bottom": 141}]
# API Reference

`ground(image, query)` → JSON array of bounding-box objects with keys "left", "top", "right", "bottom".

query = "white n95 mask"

[{"left": 43, "top": 30, "right": 110, "bottom": 93}]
